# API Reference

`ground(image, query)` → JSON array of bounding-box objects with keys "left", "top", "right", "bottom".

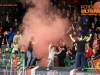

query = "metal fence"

[{"left": 0, "top": 53, "right": 26, "bottom": 75}]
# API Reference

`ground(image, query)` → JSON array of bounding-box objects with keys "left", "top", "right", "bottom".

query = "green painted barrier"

[{"left": 65, "top": 55, "right": 71, "bottom": 67}]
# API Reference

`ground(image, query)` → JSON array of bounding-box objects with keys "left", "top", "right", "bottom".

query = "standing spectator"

[
  {"left": 89, "top": 0, "right": 94, "bottom": 5},
  {"left": 58, "top": 42, "right": 67, "bottom": 67},
  {"left": 12, "top": 18, "right": 20, "bottom": 32},
  {"left": 91, "top": 22, "right": 96, "bottom": 34},
  {"left": 8, "top": 28, "right": 15, "bottom": 47},
  {"left": 13, "top": 30, "right": 21, "bottom": 43},
  {"left": 75, "top": 16, "right": 82, "bottom": 29},
  {"left": 14, "top": 8, "right": 20, "bottom": 21},
  {"left": 92, "top": 34, "right": 99, "bottom": 51},
  {"left": 85, "top": 43, "right": 93, "bottom": 67},
  {"left": 77, "top": 26, "right": 85, "bottom": 36},
  {"left": 47, "top": 43, "right": 61, "bottom": 69},
  {"left": 67, "top": 4, "right": 73, "bottom": 14},
  {"left": 62, "top": 9, "right": 66, "bottom": 18},
  {"left": 87, "top": 28, "right": 93, "bottom": 36},
  {"left": 9, "top": 9, "right": 13, "bottom": 18},
  {"left": 81, "top": 16, "right": 89, "bottom": 23},
  {"left": 72, "top": 0, "right": 80, "bottom": 9},
  {"left": 26, "top": 36, "right": 39, "bottom": 69},
  {"left": 8, "top": 9, "right": 13, "bottom": 22},
  {"left": 82, "top": 18, "right": 90, "bottom": 34},
  {"left": 0, "top": 21, "right": 4, "bottom": 33},
  {"left": 61, "top": 1, "right": 67, "bottom": 9},
  {"left": 6, "top": 20, "right": 12, "bottom": 31},
  {"left": 96, "top": 27, "right": 100, "bottom": 34},
  {"left": 0, "top": 25, "right": 2, "bottom": 47},
  {"left": 1, "top": 32, "right": 8, "bottom": 54},
  {"left": 69, "top": 34, "right": 92, "bottom": 71},
  {"left": 72, "top": 31, "right": 78, "bottom": 40},
  {"left": 70, "top": 17, "right": 75, "bottom": 26},
  {"left": 5, "top": 12, "right": 10, "bottom": 22},
  {"left": 66, "top": 0, "right": 73, "bottom": 5},
  {"left": 72, "top": 10, "right": 79, "bottom": 17},
  {"left": 94, "top": 17, "right": 100, "bottom": 27}
]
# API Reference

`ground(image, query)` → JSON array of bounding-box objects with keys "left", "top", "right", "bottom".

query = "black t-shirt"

[
  {"left": 2, "top": 35, "right": 8, "bottom": 45},
  {"left": 75, "top": 40, "right": 86, "bottom": 52},
  {"left": 58, "top": 45, "right": 67, "bottom": 58}
]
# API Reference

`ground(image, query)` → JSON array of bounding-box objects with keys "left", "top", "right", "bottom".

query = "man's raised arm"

[
  {"left": 32, "top": 39, "right": 39, "bottom": 44},
  {"left": 69, "top": 34, "right": 75, "bottom": 42},
  {"left": 86, "top": 34, "right": 92, "bottom": 42}
]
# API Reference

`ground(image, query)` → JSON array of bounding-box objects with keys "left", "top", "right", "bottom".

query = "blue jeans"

[
  {"left": 85, "top": 58, "right": 91, "bottom": 67},
  {"left": 1, "top": 44, "right": 7, "bottom": 54},
  {"left": 75, "top": 52, "right": 85, "bottom": 69},
  {"left": 8, "top": 40, "right": 13, "bottom": 48},
  {"left": 69, "top": 60, "right": 75, "bottom": 67},
  {"left": 26, "top": 51, "right": 35, "bottom": 68}
]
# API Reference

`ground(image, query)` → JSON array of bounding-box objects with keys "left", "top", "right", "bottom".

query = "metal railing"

[{"left": 0, "top": 53, "right": 26, "bottom": 75}]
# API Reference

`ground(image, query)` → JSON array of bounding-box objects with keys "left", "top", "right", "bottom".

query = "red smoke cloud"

[{"left": 20, "top": 0, "right": 72, "bottom": 66}]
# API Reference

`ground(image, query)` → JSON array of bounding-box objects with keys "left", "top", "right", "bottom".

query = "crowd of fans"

[
  {"left": 0, "top": 0, "right": 100, "bottom": 73},
  {"left": 0, "top": 6, "right": 24, "bottom": 74},
  {"left": 50, "top": 0, "right": 100, "bottom": 71}
]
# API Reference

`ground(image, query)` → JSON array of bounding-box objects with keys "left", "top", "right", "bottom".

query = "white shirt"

[
  {"left": 48, "top": 44, "right": 61, "bottom": 60},
  {"left": 6, "top": 15, "right": 8, "bottom": 21},
  {"left": 13, "top": 34, "right": 21, "bottom": 42},
  {"left": 11, "top": 44, "right": 19, "bottom": 53}
]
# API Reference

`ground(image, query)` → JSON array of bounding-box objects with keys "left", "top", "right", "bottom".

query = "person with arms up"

[
  {"left": 47, "top": 43, "right": 62, "bottom": 70},
  {"left": 69, "top": 34, "right": 92, "bottom": 71}
]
